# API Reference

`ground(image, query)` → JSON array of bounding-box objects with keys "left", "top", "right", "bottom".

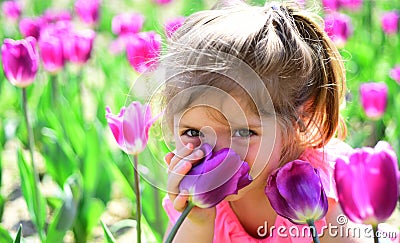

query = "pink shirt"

[{"left": 163, "top": 139, "right": 399, "bottom": 242}]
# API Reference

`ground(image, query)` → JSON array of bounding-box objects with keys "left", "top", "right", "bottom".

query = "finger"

[
  {"left": 169, "top": 143, "right": 194, "bottom": 170},
  {"left": 167, "top": 160, "right": 192, "bottom": 194},
  {"left": 173, "top": 191, "right": 189, "bottom": 212},
  {"left": 164, "top": 152, "right": 174, "bottom": 165}
]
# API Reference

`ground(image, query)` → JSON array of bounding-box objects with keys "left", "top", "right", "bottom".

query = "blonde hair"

[{"left": 161, "top": 0, "right": 346, "bottom": 164}]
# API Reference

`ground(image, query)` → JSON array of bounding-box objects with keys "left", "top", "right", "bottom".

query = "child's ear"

[{"left": 211, "top": 0, "right": 246, "bottom": 10}]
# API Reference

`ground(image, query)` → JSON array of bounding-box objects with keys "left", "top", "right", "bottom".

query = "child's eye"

[
  {"left": 183, "top": 129, "right": 203, "bottom": 137},
  {"left": 232, "top": 129, "right": 255, "bottom": 137}
]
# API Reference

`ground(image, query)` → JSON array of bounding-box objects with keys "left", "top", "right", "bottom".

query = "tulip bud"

[
  {"left": 359, "top": 82, "right": 388, "bottom": 119},
  {"left": 105, "top": 102, "right": 156, "bottom": 155},
  {"left": 112, "top": 13, "right": 144, "bottom": 36},
  {"left": 2, "top": 1, "right": 21, "bottom": 20},
  {"left": 1, "top": 37, "right": 39, "bottom": 87},
  {"left": 164, "top": 16, "right": 185, "bottom": 38},
  {"left": 63, "top": 29, "right": 95, "bottom": 65},
  {"left": 339, "top": 0, "right": 363, "bottom": 11},
  {"left": 265, "top": 160, "right": 328, "bottom": 225},
  {"left": 179, "top": 143, "right": 252, "bottom": 208},
  {"left": 19, "top": 17, "right": 43, "bottom": 40},
  {"left": 126, "top": 32, "right": 161, "bottom": 73},
  {"left": 74, "top": 0, "right": 100, "bottom": 25},
  {"left": 335, "top": 141, "right": 399, "bottom": 225},
  {"left": 381, "top": 11, "right": 399, "bottom": 35},
  {"left": 39, "top": 35, "right": 65, "bottom": 73},
  {"left": 390, "top": 65, "right": 400, "bottom": 84},
  {"left": 324, "top": 12, "right": 353, "bottom": 48}
]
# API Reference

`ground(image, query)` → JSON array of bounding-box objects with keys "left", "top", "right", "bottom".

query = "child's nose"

[{"left": 199, "top": 126, "right": 231, "bottom": 152}]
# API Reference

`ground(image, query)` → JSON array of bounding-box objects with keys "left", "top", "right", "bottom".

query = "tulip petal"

[{"left": 276, "top": 161, "right": 322, "bottom": 218}]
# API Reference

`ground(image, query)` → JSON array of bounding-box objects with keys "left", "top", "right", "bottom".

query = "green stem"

[
  {"left": 165, "top": 202, "right": 195, "bottom": 243},
  {"left": 372, "top": 224, "right": 379, "bottom": 243},
  {"left": 50, "top": 74, "right": 58, "bottom": 103},
  {"left": 307, "top": 220, "right": 320, "bottom": 243},
  {"left": 22, "top": 88, "right": 37, "bottom": 174},
  {"left": 133, "top": 155, "right": 142, "bottom": 243}
]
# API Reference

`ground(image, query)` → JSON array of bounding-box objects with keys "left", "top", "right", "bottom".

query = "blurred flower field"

[{"left": 0, "top": 0, "right": 399, "bottom": 242}]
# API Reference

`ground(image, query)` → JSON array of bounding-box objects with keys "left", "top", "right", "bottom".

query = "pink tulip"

[
  {"left": 164, "top": 16, "right": 185, "bottom": 38},
  {"left": 2, "top": 1, "right": 21, "bottom": 20},
  {"left": 381, "top": 11, "right": 399, "bottom": 35},
  {"left": 63, "top": 29, "right": 95, "bottom": 65},
  {"left": 390, "top": 65, "right": 400, "bottom": 83},
  {"left": 339, "top": 0, "right": 363, "bottom": 11},
  {"left": 322, "top": 0, "right": 340, "bottom": 12},
  {"left": 335, "top": 141, "right": 399, "bottom": 225},
  {"left": 154, "top": 0, "right": 173, "bottom": 4},
  {"left": 112, "top": 13, "right": 144, "bottom": 36},
  {"left": 324, "top": 12, "right": 353, "bottom": 48},
  {"left": 359, "top": 82, "right": 388, "bottom": 119},
  {"left": 19, "top": 17, "right": 43, "bottom": 40},
  {"left": 126, "top": 32, "right": 161, "bottom": 73},
  {"left": 74, "top": 0, "right": 100, "bottom": 25},
  {"left": 1, "top": 37, "right": 39, "bottom": 87},
  {"left": 39, "top": 35, "right": 65, "bottom": 73},
  {"left": 105, "top": 102, "right": 156, "bottom": 155}
]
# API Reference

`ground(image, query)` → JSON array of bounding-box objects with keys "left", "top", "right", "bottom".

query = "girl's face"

[{"left": 173, "top": 93, "right": 283, "bottom": 198}]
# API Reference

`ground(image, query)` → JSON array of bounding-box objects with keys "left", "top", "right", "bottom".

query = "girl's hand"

[{"left": 165, "top": 143, "right": 217, "bottom": 224}]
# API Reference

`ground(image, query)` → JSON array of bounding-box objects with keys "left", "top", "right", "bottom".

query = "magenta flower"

[
  {"left": 74, "top": 0, "right": 100, "bottom": 25},
  {"left": 39, "top": 35, "right": 65, "bottom": 73},
  {"left": 179, "top": 144, "right": 252, "bottom": 208},
  {"left": 359, "top": 82, "right": 388, "bottom": 119},
  {"left": 2, "top": 1, "right": 21, "bottom": 20},
  {"left": 265, "top": 160, "right": 328, "bottom": 225},
  {"left": 19, "top": 17, "right": 43, "bottom": 40},
  {"left": 390, "top": 65, "right": 400, "bottom": 83},
  {"left": 322, "top": 0, "right": 340, "bottom": 12},
  {"left": 339, "top": 0, "right": 363, "bottom": 11},
  {"left": 381, "top": 11, "right": 399, "bottom": 35},
  {"left": 63, "top": 29, "right": 95, "bottom": 65},
  {"left": 324, "top": 13, "right": 353, "bottom": 48},
  {"left": 154, "top": 0, "right": 173, "bottom": 4},
  {"left": 164, "top": 16, "right": 185, "bottom": 38},
  {"left": 335, "top": 141, "right": 399, "bottom": 225},
  {"left": 42, "top": 9, "right": 72, "bottom": 24},
  {"left": 1, "top": 37, "right": 39, "bottom": 88},
  {"left": 112, "top": 13, "right": 144, "bottom": 36},
  {"left": 126, "top": 32, "right": 161, "bottom": 73},
  {"left": 105, "top": 102, "right": 156, "bottom": 155}
]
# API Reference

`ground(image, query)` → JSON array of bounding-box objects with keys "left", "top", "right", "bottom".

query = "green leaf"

[
  {"left": 13, "top": 225, "right": 22, "bottom": 243},
  {"left": 17, "top": 149, "right": 46, "bottom": 241},
  {"left": 100, "top": 221, "right": 116, "bottom": 243},
  {"left": 46, "top": 174, "right": 82, "bottom": 243},
  {"left": 0, "top": 225, "right": 13, "bottom": 243}
]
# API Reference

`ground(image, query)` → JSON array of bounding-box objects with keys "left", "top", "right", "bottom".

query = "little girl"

[{"left": 159, "top": 0, "right": 385, "bottom": 242}]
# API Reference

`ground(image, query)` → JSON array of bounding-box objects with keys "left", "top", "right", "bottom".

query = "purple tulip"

[
  {"left": 265, "top": 160, "right": 328, "bottom": 224},
  {"left": 335, "top": 141, "right": 399, "bottom": 225},
  {"left": 164, "top": 16, "right": 185, "bottom": 38},
  {"left": 105, "top": 101, "right": 156, "bottom": 155},
  {"left": 1, "top": 37, "right": 39, "bottom": 88},
  {"left": 19, "top": 17, "right": 43, "bottom": 40},
  {"left": 63, "top": 29, "right": 95, "bottom": 65},
  {"left": 381, "top": 11, "right": 399, "bottom": 35},
  {"left": 112, "top": 13, "right": 144, "bottom": 36},
  {"left": 390, "top": 65, "right": 400, "bottom": 83},
  {"left": 339, "top": 0, "right": 363, "bottom": 11},
  {"left": 179, "top": 143, "right": 252, "bottom": 208},
  {"left": 74, "top": 0, "right": 100, "bottom": 25},
  {"left": 154, "top": 0, "right": 173, "bottom": 4},
  {"left": 2, "top": 1, "right": 21, "bottom": 20},
  {"left": 126, "top": 32, "right": 161, "bottom": 73},
  {"left": 39, "top": 35, "right": 64, "bottom": 73},
  {"left": 324, "top": 12, "right": 353, "bottom": 48},
  {"left": 359, "top": 82, "right": 388, "bottom": 119}
]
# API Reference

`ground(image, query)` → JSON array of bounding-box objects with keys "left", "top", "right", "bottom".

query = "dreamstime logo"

[{"left": 257, "top": 215, "right": 399, "bottom": 239}]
